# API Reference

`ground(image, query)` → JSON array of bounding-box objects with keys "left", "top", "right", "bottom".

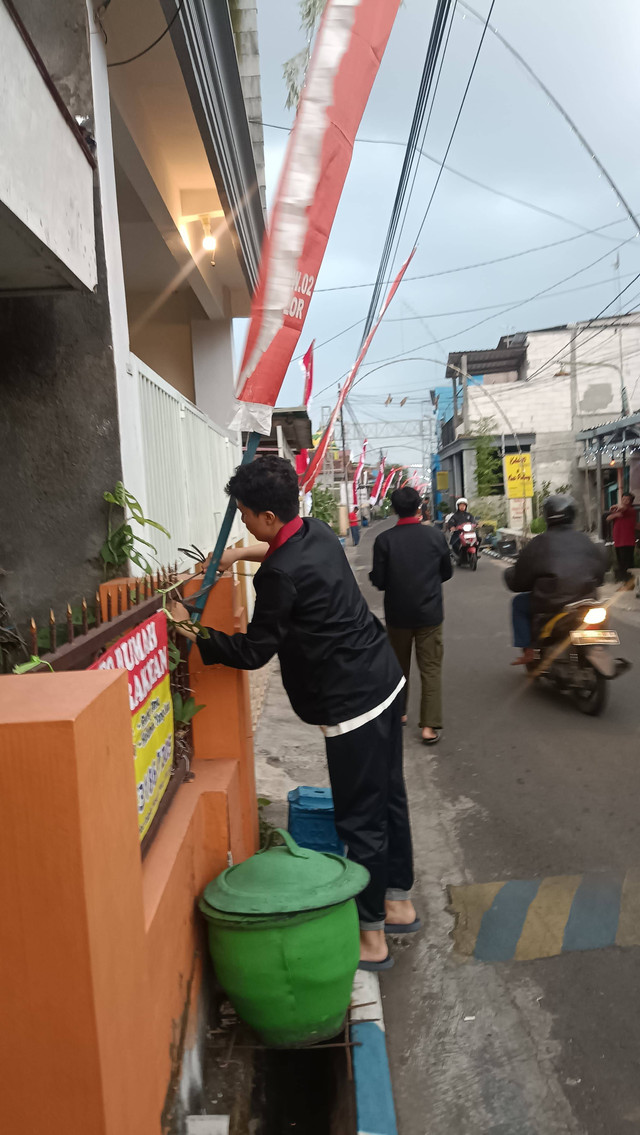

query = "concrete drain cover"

[{"left": 186, "top": 1117, "right": 230, "bottom": 1134}]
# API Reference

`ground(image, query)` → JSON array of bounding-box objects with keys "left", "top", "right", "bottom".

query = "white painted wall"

[
  {"left": 192, "top": 319, "right": 237, "bottom": 428},
  {"left": 0, "top": 2, "right": 97, "bottom": 291},
  {"left": 87, "top": 4, "right": 149, "bottom": 515}
]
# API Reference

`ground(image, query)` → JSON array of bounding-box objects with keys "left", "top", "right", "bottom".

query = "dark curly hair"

[
  {"left": 226, "top": 455, "right": 300, "bottom": 522},
  {"left": 391, "top": 486, "right": 421, "bottom": 518}
]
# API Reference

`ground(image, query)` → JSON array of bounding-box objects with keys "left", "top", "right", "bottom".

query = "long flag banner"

[
  {"left": 229, "top": 0, "right": 403, "bottom": 434},
  {"left": 369, "top": 456, "right": 386, "bottom": 505},
  {"left": 302, "top": 341, "right": 314, "bottom": 407},
  {"left": 190, "top": 0, "right": 402, "bottom": 619},
  {"left": 379, "top": 467, "right": 399, "bottom": 500},
  {"left": 352, "top": 439, "right": 368, "bottom": 506},
  {"left": 301, "top": 249, "right": 415, "bottom": 492}
]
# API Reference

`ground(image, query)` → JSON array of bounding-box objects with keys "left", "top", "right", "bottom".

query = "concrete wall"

[
  {"left": 0, "top": 1, "right": 97, "bottom": 291},
  {"left": 0, "top": 0, "right": 123, "bottom": 650},
  {"left": 128, "top": 292, "right": 196, "bottom": 402}
]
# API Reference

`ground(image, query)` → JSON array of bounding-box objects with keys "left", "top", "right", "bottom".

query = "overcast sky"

[{"left": 244, "top": 0, "right": 640, "bottom": 467}]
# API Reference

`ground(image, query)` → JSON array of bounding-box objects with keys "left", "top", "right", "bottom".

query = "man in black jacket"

[
  {"left": 370, "top": 487, "right": 452, "bottom": 745},
  {"left": 169, "top": 456, "right": 417, "bottom": 971},
  {"left": 505, "top": 494, "right": 608, "bottom": 664}
]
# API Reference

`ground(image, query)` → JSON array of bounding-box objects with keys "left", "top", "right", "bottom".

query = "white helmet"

[{"left": 456, "top": 497, "right": 468, "bottom": 509}]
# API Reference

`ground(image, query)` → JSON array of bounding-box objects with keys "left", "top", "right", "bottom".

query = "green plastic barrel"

[{"left": 199, "top": 829, "right": 368, "bottom": 1048}]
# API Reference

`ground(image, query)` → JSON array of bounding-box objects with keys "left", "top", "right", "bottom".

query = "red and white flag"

[
  {"left": 379, "top": 467, "right": 399, "bottom": 500},
  {"left": 369, "top": 456, "right": 386, "bottom": 505},
  {"left": 301, "top": 341, "right": 314, "bottom": 407},
  {"left": 352, "top": 439, "right": 368, "bottom": 506},
  {"left": 230, "top": 0, "right": 402, "bottom": 434},
  {"left": 301, "top": 250, "right": 415, "bottom": 491}
]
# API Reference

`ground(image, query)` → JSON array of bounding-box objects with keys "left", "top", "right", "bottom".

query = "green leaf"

[
  {"left": 13, "top": 655, "right": 53, "bottom": 674},
  {"left": 167, "top": 641, "right": 181, "bottom": 672},
  {"left": 257, "top": 797, "right": 271, "bottom": 809},
  {"left": 141, "top": 518, "right": 171, "bottom": 538}
]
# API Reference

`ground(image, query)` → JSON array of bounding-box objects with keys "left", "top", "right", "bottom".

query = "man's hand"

[
  {"left": 164, "top": 599, "right": 197, "bottom": 642},
  {"left": 197, "top": 548, "right": 236, "bottom": 575}
]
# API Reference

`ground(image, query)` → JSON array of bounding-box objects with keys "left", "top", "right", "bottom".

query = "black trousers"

[
  {"left": 325, "top": 693, "right": 414, "bottom": 929},
  {"left": 616, "top": 545, "right": 635, "bottom": 581}
]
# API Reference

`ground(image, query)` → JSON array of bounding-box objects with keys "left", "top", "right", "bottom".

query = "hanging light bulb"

[{"left": 200, "top": 216, "right": 217, "bottom": 264}]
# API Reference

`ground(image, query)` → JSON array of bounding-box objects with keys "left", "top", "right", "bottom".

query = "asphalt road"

[{"left": 352, "top": 520, "right": 640, "bottom": 1135}]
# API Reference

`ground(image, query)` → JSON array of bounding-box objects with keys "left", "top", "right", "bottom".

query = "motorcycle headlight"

[
  {"left": 463, "top": 524, "right": 473, "bottom": 532},
  {"left": 583, "top": 607, "right": 607, "bottom": 625}
]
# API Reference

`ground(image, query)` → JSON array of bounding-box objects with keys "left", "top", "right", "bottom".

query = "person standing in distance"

[
  {"left": 606, "top": 492, "right": 639, "bottom": 583},
  {"left": 370, "top": 486, "right": 452, "bottom": 745},
  {"left": 168, "top": 456, "right": 418, "bottom": 971}
]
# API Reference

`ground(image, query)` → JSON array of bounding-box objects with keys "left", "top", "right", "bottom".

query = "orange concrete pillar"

[
  {"left": 0, "top": 672, "right": 157, "bottom": 1135},
  {"left": 186, "top": 575, "right": 259, "bottom": 856}
]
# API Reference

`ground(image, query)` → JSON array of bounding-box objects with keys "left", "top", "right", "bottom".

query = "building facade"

[
  {"left": 0, "top": 0, "right": 266, "bottom": 658},
  {"left": 437, "top": 315, "right": 640, "bottom": 527}
]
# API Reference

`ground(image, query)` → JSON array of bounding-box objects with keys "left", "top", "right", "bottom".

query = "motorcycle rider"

[
  {"left": 447, "top": 497, "right": 478, "bottom": 558},
  {"left": 505, "top": 494, "right": 608, "bottom": 665}
]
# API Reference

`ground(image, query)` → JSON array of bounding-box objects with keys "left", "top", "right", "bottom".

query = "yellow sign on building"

[
  {"left": 436, "top": 471, "right": 449, "bottom": 491},
  {"left": 503, "top": 453, "right": 533, "bottom": 499}
]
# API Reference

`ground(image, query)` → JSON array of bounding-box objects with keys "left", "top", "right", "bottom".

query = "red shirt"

[
  {"left": 349, "top": 510, "right": 358, "bottom": 526},
  {"left": 396, "top": 517, "right": 421, "bottom": 526},
  {"left": 264, "top": 516, "right": 303, "bottom": 560},
  {"left": 612, "top": 506, "right": 637, "bottom": 547}
]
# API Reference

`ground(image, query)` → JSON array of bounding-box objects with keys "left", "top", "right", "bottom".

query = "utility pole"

[
  {"left": 615, "top": 253, "right": 629, "bottom": 414},
  {"left": 339, "top": 393, "right": 350, "bottom": 515},
  {"left": 451, "top": 368, "right": 459, "bottom": 429},
  {"left": 461, "top": 353, "right": 468, "bottom": 434}
]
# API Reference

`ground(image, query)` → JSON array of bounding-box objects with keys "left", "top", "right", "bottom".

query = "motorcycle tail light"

[{"left": 583, "top": 607, "right": 607, "bottom": 625}]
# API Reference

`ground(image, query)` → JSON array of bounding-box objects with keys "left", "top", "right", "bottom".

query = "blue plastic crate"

[{"left": 287, "top": 786, "right": 345, "bottom": 856}]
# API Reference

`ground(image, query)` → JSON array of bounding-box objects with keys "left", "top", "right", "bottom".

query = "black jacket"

[
  {"left": 504, "top": 527, "right": 608, "bottom": 615},
  {"left": 448, "top": 509, "right": 476, "bottom": 529},
  {"left": 369, "top": 522, "right": 452, "bottom": 628},
  {"left": 197, "top": 518, "right": 402, "bottom": 726}
]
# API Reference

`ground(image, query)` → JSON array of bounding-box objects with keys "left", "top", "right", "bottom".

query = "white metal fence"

[{"left": 131, "top": 355, "right": 242, "bottom": 568}]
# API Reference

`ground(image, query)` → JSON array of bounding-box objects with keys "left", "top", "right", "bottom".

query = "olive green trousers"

[{"left": 386, "top": 624, "right": 444, "bottom": 730}]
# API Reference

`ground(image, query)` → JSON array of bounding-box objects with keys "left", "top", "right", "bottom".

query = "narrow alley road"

[
  {"left": 351, "top": 521, "right": 640, "bottom": 1135},
  {"left": 254, "top": 518, "right": 640, "bottom": 1134}
]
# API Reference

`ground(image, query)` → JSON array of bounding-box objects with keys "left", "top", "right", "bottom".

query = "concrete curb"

[{"left": 351, "top": 970, "right": 397, "bottom": 1135}]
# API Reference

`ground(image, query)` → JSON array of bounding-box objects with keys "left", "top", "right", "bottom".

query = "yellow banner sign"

[
  {"left": 436, "top": 471, "right": 449, "bottom": 491},
  {"left": 504, "top": 453, "right": 533, "bottom": 499},
  {"left": 90, "top": 613, "right": 174, "bottom": 840}
]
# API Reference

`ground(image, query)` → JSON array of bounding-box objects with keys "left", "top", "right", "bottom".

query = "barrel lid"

[{"left": 202, "top": 829, "right": 368, "bottom": 915}]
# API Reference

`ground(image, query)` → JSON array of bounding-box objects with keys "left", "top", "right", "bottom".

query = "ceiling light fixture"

[{"left": 200, "top": 216, "right": 217, "bottom": 264}]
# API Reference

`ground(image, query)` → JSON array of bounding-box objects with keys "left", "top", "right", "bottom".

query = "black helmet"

[{"left": 543, "top": 493, "right": 576, "bottom": 527}]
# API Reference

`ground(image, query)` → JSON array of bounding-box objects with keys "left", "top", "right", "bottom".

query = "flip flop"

[
  {"left": 422, "top": 731, "right": 440, "bottom": 746},
  {"left": 385, "top": 918, "right": 422, "bottom": 934},
  {"left": 358, "top": 954, "right": 395, "bottom": 972}
]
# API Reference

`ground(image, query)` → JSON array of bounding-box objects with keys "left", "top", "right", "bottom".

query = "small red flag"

[{"left": 301, "top": 341, "right": 314, "bottom": 408}]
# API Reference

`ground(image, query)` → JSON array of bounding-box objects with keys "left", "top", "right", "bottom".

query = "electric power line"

[
  {"left": 107, "top": 0, "right": 185, "bottom": 67},
  {"left": 257, "top": 121, "right": 628, "bottom": 245},
  {"left": 459, "top": 0, "right": 640, "bottom": 238}
]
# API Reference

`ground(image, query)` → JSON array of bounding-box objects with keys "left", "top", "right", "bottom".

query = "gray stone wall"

[{"left": 0, "top": 1, "right": 122, "bottom": 654}]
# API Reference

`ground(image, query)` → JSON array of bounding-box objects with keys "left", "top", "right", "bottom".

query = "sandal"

[
  {"left": 422, "top": 730, "right": 440, "bottom": 746},
  {"left": 358, "top": 954, "right": 395, "bottom": 972}
]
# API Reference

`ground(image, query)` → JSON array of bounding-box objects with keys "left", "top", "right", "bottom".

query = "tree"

[
  {"left": 283, "top": 0, "right": 327, "bottom": 108},
  {"left": 471, "top": 419, "right": 503, "bottom": 497}
]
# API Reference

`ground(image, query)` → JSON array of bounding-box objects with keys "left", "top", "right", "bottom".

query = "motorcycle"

[
  {"left": 526, "top": 598, "right": 630, "bottom": 716},
  {"left": 451, "top": 522, "right": 480, "bottom": 571}
]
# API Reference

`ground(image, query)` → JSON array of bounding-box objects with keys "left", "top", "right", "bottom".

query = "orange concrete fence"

[{"left": 0, "top": 576, "right": 258, "bottom": 1134}]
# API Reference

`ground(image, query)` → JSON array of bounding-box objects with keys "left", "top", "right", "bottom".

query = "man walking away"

[
  {"left": 370, "top": 486, "right": 452, "bottom": 745},
  {"left": 607, "top": 493, "right": 638, "bottom": 583}
]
